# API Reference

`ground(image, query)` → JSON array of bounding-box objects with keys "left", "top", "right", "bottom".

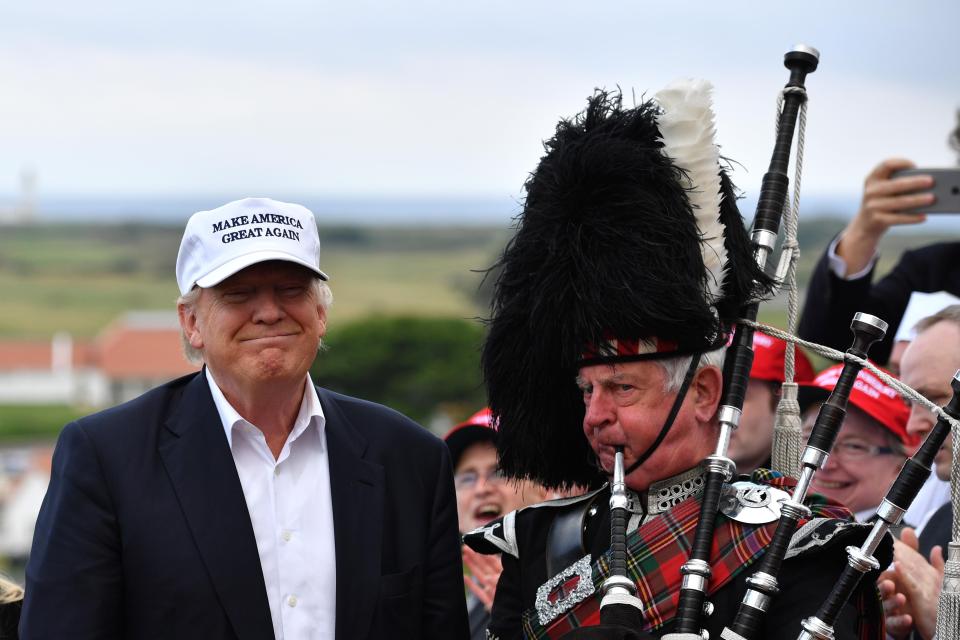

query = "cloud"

[{"left": 1, "top": 1, "right": 957, "bottom": 198}]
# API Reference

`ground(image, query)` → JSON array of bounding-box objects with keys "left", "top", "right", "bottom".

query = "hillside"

[
  {"left": 0, "top": 223, "right": 509, "bottom": 338},
  {"left": 0, "top": 219, "right": 953, "bottom": 338}
]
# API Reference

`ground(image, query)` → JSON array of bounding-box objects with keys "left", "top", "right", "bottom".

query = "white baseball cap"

[
  {"left": 894, "top": 290, "right": 960, "bottom": 343},
  {"left": 175, "top": 197, "right": 329, "bottom": 295}
]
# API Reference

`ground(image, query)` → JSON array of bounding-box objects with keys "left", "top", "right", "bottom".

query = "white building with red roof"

[{"left": 0, "top": 311, "right": 198, "bottom": 408}]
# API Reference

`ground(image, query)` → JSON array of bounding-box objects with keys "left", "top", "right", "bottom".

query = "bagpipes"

[
  {"left": 661, "top": 44, "right": 825, "bottom": 640},
  {"left": 478, "top": 39, "right": 960, "bottom": 639},
  {"left": 717, "top": 313, "right": 886, "bottom": 640},
  {"left": 592, "top": 46, "right": 960, "bottom": 640},
  {"left": 795, "top": 372, "right": 960, "bottom": 639},
  {"left": 563, "top": 44, "right": 834, "bottom": 640},
  {"left": 660, "top": 47, "right": 960, "bottom": 640}
]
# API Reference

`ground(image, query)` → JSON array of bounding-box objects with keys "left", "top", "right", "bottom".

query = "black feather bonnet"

[{"left": 482, "top": 84, "right": 773, "bottom": 489}]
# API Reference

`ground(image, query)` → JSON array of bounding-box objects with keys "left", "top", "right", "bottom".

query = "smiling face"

[
  {"left": 805, "top": 405, "right": 905, "bottom": 514},
  {"left": 454, "top": 441, "right": 546, "bottom": 533},
  {"left": 577, "top": 359, "right": 722, "bottom": 492},
  {"left": 178, "top": 260, "right": 326, "bottom": 395}
]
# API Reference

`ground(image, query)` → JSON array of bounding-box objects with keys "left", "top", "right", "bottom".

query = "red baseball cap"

[
  {"left": 443, "top": 408, "right": 496, "bottom": 469},
  {"left": 798, "top": 363, "right": 917, "bottom": 448},
  {"left": 750, "top": 333, "right": 815, "bottom": 383}
]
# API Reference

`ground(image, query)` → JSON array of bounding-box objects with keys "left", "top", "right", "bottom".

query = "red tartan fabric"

[
  {"left": 521, "top": 474, "right": 877, "bottom": 639},
  {"left": 582, "top": 336, "right": 681, "bottom": 361}
]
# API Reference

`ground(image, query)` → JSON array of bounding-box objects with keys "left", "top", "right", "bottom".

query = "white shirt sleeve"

[{"left": 826, "top": 235, "right": 878, "bottom": 280}]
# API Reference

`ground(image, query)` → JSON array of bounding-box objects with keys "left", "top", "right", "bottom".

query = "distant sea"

[
  {"left": 0, "top": 194, "right": 522, "bottom": 226},
  {"left": 0, "top": 192, "right": 958, "bottom": 232}
]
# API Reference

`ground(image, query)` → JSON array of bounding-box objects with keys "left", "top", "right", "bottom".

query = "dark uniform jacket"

[{"left": 468, "top": 468, "right": 887, "bottom": 640}]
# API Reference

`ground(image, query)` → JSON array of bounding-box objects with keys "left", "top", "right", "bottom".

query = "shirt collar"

[
  {"left": 204, "top": 367, "right": 325, "bottom": 450},
  {"left": 609, "top": 465, "right": 707, "bottom": 516}
]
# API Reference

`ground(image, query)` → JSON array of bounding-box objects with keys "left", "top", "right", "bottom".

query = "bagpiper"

[{"left": 466, "top": 81, "right": 889, "bottom": 639}]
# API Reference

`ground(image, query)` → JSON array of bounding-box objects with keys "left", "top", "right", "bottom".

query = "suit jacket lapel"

[
  {"left": 158, "top": 372, "right": 275, "bottom": 640},
  {"left": 320, "top": 388, "right": 385, "bottom": 640}
]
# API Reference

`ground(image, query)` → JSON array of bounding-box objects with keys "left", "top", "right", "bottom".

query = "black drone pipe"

[
  {"left": 560, "top": 449, "right": 652, "bottom": 640},
  {"left": 664, "top": 45, "right": 820, "bottom": 640},
  {"left": 600, "top": 448, "right": 646, "bottom": 618}
]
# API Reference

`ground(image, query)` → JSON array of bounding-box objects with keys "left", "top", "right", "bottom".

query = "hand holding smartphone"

[{"left": 889, "top": 168, "right": 960, "bottom": 214}]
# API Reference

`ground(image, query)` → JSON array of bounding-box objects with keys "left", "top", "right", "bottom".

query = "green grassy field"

[
  {"left": 321, "top": 246, "right": 492, "bottom": 325},
  {"left": 0, "top": 224, "right": 507, "bottom": 440},
  {"left": 0, "top": 223, "right": 509, "bottom": 338},
  {"left": 0, "top": 404, "right": 86, "bottom": 441},
  {"left": 0, "top": 219, "right": 956, "bottom": 441},
  {"left": 0, "top": 219, "right": 953, "bottom": 339}
]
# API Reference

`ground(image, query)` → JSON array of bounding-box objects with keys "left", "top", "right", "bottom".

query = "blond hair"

[{"left": 0, "top": 575, "right": 23, "bottom": 605}]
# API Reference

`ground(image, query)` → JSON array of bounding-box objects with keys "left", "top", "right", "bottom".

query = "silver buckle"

[{"left": 534, "top": 555, "right": 596, "bottom": 625}]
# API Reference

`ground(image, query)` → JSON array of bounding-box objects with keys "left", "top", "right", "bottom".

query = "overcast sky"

[{"left": 1, "top": 0, "right": 957, "bottom": 208}]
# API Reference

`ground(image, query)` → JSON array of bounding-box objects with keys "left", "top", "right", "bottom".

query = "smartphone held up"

[{"left": 890, "top": 168, "right": 960, "bottom": 214}]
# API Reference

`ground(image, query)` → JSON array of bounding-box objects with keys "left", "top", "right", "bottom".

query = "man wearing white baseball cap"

[{"left": 22, "top": 198, "right": 469, "bottom": 640}]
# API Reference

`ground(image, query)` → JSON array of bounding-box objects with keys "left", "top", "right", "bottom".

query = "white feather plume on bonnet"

[{"left": 655, "top": 79, "right": 728, "bottom": 305}]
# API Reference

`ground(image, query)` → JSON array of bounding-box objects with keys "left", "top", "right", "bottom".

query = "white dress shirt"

[
  {"left": 909, "top": 465, "right": 951, "bottom": 536},
  {"left": 206, "top": 368, "right": 336, "bottom": 640}
]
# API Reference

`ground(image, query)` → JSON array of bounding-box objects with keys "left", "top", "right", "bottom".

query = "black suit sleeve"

[
  {"left": 422, "top": 442, "right": 471, "bottom": 640},
  {"left": 799, "top": 242, "right": 876, "bottom": 357},
  {"left": 21, "top": 421, "right": 123, "bottom": 640},
  {"left": 919, "top": 502, "right": 952, "bottom": 560},
  {"left": 799, "top": 242, "right": 960, "bottom": 365}
]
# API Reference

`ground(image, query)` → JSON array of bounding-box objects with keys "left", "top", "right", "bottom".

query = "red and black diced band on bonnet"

[{"left": 481, "top": 84, "right": 773, "bottom": 490}]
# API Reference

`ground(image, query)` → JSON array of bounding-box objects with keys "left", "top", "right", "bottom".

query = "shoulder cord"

[{"left": 770, "top": 86, "right": 808, "bottom": 477}]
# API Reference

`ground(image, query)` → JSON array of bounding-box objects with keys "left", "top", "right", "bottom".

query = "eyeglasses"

[
  {"left": 831, "top": 440, "right": 899, "bottom": 460},
  {"left": 454, "top": 468, "right": 506, "bottom": 491},
  {"left": 801, "top": 429, "right": 902, "bottom": 460}
]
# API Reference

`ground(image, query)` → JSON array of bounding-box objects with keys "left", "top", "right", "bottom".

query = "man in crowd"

[
  {"left": 21, "top": 197, "right": 469, "bottom": 639},
  {"left": 797, "top": 157, "right": 957, "bottom": 366},
  {"left": 446, "top": 408, "right": 549, "bottom": 640},
  {"left": 799, "top": 364, "right": 915, "bottom": 521},
  {"left": 880, "top": 304, "right": 960, "bottom": 640},
  {"left": 799, "top": 120, "right": 960, "bottom": 367},
  {"left": 466, "top": 85, "right": 884, "bottom": 639},
  {"left": 728, "top": 334, "right": 815, "bottom": 475}
]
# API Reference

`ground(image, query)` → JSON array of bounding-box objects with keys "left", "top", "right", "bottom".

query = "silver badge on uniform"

[
  {"left": 719, "top": 480, "right": 790, "bottom": 524},
  {"left": 534, "top": 555, "right": 595, "bottom": 625}
]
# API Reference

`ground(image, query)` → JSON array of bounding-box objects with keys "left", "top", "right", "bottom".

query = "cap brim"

[{"left": 195, "top": 250, "right": 328, "bottom": 289}]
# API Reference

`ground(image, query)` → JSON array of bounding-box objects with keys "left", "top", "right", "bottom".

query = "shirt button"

[
  {"left": 274, "top": 467, "right": 280, "bottom": 476},
  {"left": 287, "top": 595, "right": 298, "bottom": 607},
  {"left": 282, "top": 530, "right": 292, "bottom": 542}
]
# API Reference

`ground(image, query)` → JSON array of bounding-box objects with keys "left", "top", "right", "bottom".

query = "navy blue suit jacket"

[
  {"left": 919, "top": 501, "right": 952, "bottom": 561},
  {"left": 21, "top": 372, "right": 468, "bottom": 639}
]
